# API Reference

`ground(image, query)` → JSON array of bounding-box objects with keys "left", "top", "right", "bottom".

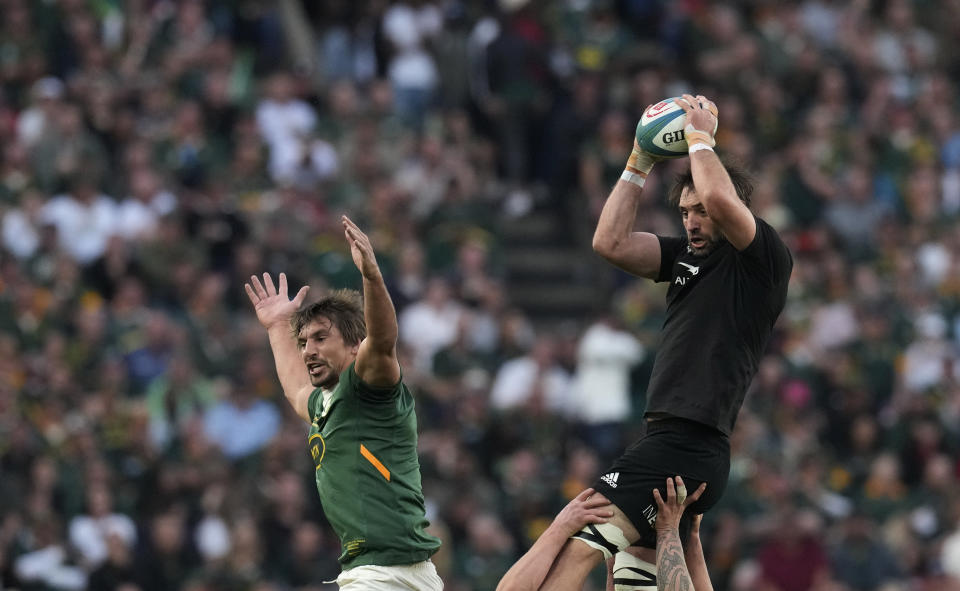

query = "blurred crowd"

[{"left": 1, "top": 0, "right": 960, "bottom": 590}]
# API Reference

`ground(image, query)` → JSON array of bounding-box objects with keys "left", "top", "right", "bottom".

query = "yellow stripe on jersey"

[{"left": 360, "top": 444, "right": 391, "bottom": 481}]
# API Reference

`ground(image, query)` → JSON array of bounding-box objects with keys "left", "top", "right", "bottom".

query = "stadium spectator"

[{"left": 2, "top": 2, "right": 960, "bottom": 590}]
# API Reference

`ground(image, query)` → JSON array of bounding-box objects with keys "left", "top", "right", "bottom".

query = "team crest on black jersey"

[
  {"left": 674, "top": 261, "right": 700, "bottom": 286},
  {"left": 309, "top": 432, "right": 326, "bottom": 470}
]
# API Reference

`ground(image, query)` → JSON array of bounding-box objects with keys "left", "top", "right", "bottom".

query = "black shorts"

[{"left": 592, "top": 417, "right": 730, "bottom": 549}]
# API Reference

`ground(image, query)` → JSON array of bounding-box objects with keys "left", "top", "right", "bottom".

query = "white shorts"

[{"left": 336, "top": 560, "right": 443, "bottom": 591}]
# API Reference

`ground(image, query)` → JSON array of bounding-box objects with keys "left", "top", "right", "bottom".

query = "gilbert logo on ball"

[{"left": 635, "top": 97, "right": 717, "bottom": 159}]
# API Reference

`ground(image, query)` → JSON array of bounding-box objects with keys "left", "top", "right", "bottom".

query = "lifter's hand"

[
  {"left": 653, "top": 476, "right": 706, "bottom": 533},
  {"left": 677, "top": 94, "right": 719, "bottom": 149},
  {"left": 553, "top": 488, "right": 614, "bottom": 537},
  {"left": 342, "top": 215, "right": 382, "bottom": 281},
  {"left": 245, "top": 272, "right": 310, "bottom": 330}
]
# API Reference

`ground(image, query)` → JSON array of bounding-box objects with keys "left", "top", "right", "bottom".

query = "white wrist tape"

[
  {"left": 688, "top": 143, "right": 714, "bottom": 154},
  {"left": 620, "top": 170, "right": 647, "bottom": 187}
]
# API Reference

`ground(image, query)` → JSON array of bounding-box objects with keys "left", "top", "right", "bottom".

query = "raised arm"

[
  {"left": 592, "top": 137, "right": 663, "bottom": 279},
  {"left": 653, "top": 476, "right": 707, "bottom": 591},
  {"left": 684, "top": 516, "right": 714, "bottom": 591},
  {"left": 678, "top": 94, "right": 756, "bottom": 251},
  {"left": 497, "top": 489, "right": 613, "bottom": 591},
  {"left": 341, "top": 215, "right": 401, "bottom": 387},
  {"left": 245, "top": 272, "right": 313, "bottom": 422}
]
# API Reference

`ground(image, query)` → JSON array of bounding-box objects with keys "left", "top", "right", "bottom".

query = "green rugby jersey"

[{"left": 307, "top": 361, "right": 440, "bottom": 568}]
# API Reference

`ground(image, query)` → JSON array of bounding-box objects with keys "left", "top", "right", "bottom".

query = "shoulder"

[
  {"left": 345, "top": 361, "right": 406, "bottom": 402},
  {"left": 736, "top": 216, "right": 792, "bottom": 282}
]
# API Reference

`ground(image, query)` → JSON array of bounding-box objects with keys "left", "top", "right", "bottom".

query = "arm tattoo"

[{"left": 657, "top": 528, "right": 694, "bottom": 591}]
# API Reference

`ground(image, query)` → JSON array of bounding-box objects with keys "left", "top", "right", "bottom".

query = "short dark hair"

[
  {"left": 667, "top": 156, "right": 754, "bottom": 208},
  {"left": 291, "top": 289, "right": 366, "bottom": 346}
]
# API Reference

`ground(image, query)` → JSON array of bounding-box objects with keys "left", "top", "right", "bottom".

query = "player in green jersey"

[{"left": 245, "top": 215, "right": 443, "bottom": 590}]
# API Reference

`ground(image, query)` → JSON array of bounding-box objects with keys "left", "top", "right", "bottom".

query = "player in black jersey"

[{"left": 508, "top": 94, "right": 792, "bottom": 590}]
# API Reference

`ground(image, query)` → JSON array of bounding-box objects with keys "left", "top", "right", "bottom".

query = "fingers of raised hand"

[
  {"left": 581, "top": 504, "right": 614, "bottom": 523},
  {"left": 675, "top": 476, "right": 687, "bottom": 505},
  {"left": 695, "top": 95, "right": 718, "bottom": 116},
  {"left": 278, "top": 272, "right": 288, "bottom": 296},
  {"left": 244, "top": 282, "right": 258, "bottom": 305},
  {"left": 293, "top": 285, "right": 310, "bottom": 306},
  {"left": 687, "top": 482, "right": 707, "bottom": 506},
  {"left": 653, "top": 487, "right": 665, "bottom": 509},
  {"left": 587, "top": 511, "right": 613, "bottom": 523},
  {"left": 666, "top": 476, "right": 676, "bottom": 503},
  {"left": 343, "top": 222, "right": 365, "bottom": 246},
  {"left": 584, "top": 495, "right": 612, "bottom": 511},
  {"left": 575, "top": 488, "right": 595, "bottom": 502},
  {"left": 679, "top": 93, "right": 718, "bottom": 116},
  {"left": 250, "top": 275, "right": 267, "bottom": 299},
  {"left": 587, "top": 492, "right": 611, "bottom": 507},
  {"left": 342, "top": 215, "right": 366, "bottom": 238},
  {"left": 263, "top": 272, "right": 277, "bottom": 296}
]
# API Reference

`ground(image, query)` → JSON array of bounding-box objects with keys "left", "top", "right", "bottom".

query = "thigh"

[{"left": 592, "top": 426, "right": 730, "bottom": 548}]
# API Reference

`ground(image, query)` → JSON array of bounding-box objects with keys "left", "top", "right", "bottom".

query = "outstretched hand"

[
  {"left": 244, "top": 272, "right": 310, "bottom": 330},
  {"left": 653, "top": 476, "right": 706, "bottom": 533},
  {"left": 342, "top": 215, "right": 381, "bottom": 280},
  {"left": 554, "top": 488, "right": 614, "bottom": 538},
  {"left": 677, "top": 93, "right": 719, "bottom": 149}
]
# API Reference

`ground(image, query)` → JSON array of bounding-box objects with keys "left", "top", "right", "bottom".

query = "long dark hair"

[
  {"left": 291, "top": 289, "right": 366, "bottom": 345},
  {"left": 667, "top": 156, "right": 755, "bottom": 208}
]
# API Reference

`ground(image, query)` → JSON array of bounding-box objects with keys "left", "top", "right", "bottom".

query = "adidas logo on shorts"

[{"left": 600, "top": 472, "right": 620, "bottom": 488}]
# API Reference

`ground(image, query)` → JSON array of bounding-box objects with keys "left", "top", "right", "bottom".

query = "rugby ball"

[{"left": 635, "top": 97, "right": 717, "bottom": 159}]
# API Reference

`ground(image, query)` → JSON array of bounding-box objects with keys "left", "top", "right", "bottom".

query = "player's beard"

[
  {"left": 309, "top": 364, "right": 340, "bottom": 389},
  {"left": 688, "top": 232, "right": 725, "bottom": 256}
]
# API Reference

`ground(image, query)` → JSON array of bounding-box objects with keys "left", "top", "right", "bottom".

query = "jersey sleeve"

[
  {"left": 306, "top": 387, "right": 322, "bottom": 422},
  {"left": 737, "top": 216, "right": 793, "bottom": 286},
  {"left": 347, "top": 362, "right": 404, "bottom": 403},
  {"left": 655, "top": 236, "right": 688, "bottom": 283}
]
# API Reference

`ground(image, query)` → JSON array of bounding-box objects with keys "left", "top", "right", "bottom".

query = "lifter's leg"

[
  {"left": 537, "top": 538, "right": 604, "bottom": 591},
  {"left": 540, "top": 503, "right": 642, "bottom": 590},
  {"left": 610, "top": 546, "right": 658, "bottom": 590}
]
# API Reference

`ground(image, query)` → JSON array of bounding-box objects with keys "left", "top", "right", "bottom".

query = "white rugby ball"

[{"left": 635, "top": 97, "right": 717, "bottom": 159}]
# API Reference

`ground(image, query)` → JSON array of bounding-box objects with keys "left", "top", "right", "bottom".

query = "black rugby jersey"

[{"left": 645, "top": 217, "right": 792, "bottom": 435}]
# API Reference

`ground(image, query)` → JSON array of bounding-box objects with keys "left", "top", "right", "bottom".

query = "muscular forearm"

[
  {"left": 656, "top": 528, "right": 694, "bottom": 591},
  {"left": 689, "top": 150, "right": 737, "bottom": 216},
  {"left": 592, "top": 181, "right": 645, "bottom": 256},
  {"left": 497, "top": 527, "right": 569, "bottom": 591},
  {"left": 684, "top": 537, "right": 713, "bottom": 591},
  {"left": 361, "top": 271, "right": 398, "bottom": 353},
  {"left": 266, "top": 324, "right": 311, "bottom": 414}
]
